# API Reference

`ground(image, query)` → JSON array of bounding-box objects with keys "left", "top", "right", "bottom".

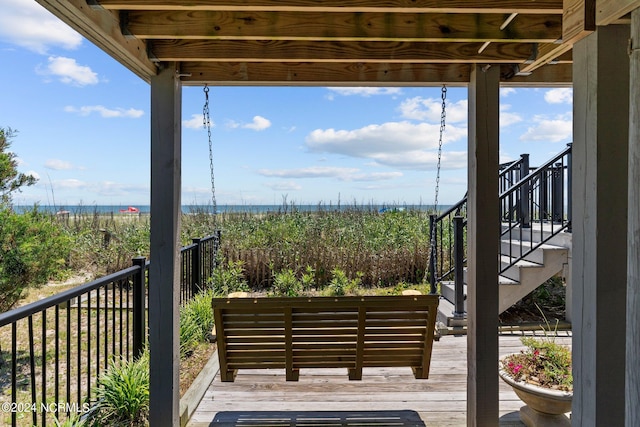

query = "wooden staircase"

[{"left": 435, "top": 145, "right": 573, "bottom": 327}]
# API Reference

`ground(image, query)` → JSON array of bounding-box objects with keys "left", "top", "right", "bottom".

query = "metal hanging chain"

[
  {"left": 433, "top": 84, "right": 447, "bottom": 213},
  {"left": 425, "top": 84, "right": 447, "bottom": 288},
  {"left": 203, "top": 84, "right": 217, "bottom": 217}
]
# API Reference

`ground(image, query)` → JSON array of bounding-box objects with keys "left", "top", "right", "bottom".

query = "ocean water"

[{"left": 13, "top": 203, "right": 447, "bottom": 215}]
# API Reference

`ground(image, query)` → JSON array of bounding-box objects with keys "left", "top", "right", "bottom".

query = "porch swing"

[{"left": 204, "top": 85, "right": 441, "bottom": 383}]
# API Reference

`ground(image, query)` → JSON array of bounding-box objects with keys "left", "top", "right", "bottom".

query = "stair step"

[
  {"left": 436, "top": 297, "right": 467, "bottom": 327},
  {"left": 501, "top": 224, "right": 572, "bottom": 248},
  {"left": 500, "top": 240, "right": 567, "bottom": 264}
]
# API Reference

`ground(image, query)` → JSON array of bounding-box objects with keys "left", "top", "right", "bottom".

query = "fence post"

[
  {"left": 429, "top": 214, "right": 437, "bottom": 294},
  {"left": 453, "top": 216, "right": 466, "bottom": 318},
  {"left": 566, "top": 143, "right": 572, "bottom": 231},
  {"left": 519, "top": 154, "right": 531, "bottom": 228},
  {"left": 132, "top": 256, "right": 146, "bottom": 359},
  {"left": 552, "top": 163, "right": 563, "bottom": 223},
  {"left": 192, "top": 238, "right": 202, "bottom": 297}
]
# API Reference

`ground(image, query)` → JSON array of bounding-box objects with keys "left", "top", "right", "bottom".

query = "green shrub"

[
  {"left": 209, "top": 259, "right": 248, "bottom": 296},
  {"left": 88, "top": 351, "right": 149, "bottom": 427},
  {"left": 269, "top": 269, "right": 302, "bottom": 297},
  {"left": 54, "top": 413, "right": 86, "bottom": 427},
  {"left": 300, "top": 266, "right": 315, "bottom": 291},
  {"left": 180, "top": 289, "right": 215, "bottom": 358},
  {"left": 0, "top": 207, "right": 70, "bottom": 311},
  {"left": 322, "top": 268, "right": 363, "bottom": 296}
]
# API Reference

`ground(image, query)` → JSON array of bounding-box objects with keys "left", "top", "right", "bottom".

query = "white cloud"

[
  {"left": 520, "top": 113, "right": 572, "bottom": 142},
  {"left": 369, "top": 150, "right": 468, "bottom": 170},
  {"left": 55, "top": 179, "right": 86, "bottom": 190},
  {"left": 258, "top": 166, "right": 359, "bottom": 180},
  {"left": 227, "top": 116, "right": 272, "bottom": 131},
  {"left": 264, "top": 181, "right": 303, "bottom": 191},
  {"left": 45, "top": 159, "right": 74, "bottom": 170},
  {"left": 38, "top": 56, "right": 98, "bottom": 86},
  {"left": 500, "top": 105, "right": 522, "bottom": 128},
  {"left": 501, "top": 88, "right": 517, "bottom": 97},
  {"left": 244, "top": 116, "right": 271, "bottom": 131},
  {"left": 544, "top": 88, "right": 573, "bottom": 104},
  {"left": 258, "top": 167, "right": 403, "bottom": 182},
  {"left": 326, "top": 87, "right": 402, "bottom": 98},
  {"left": 399, "top": 97, "right": 467, "bottom": 123},
  {"left": 183, "top": 114, "right": 209, "bottom": 130},
  {"left": 352, "top": 171, "right": 403, "bottom": 181},
  {"left": 0, "top": 0, "right": 83, "bottom": 53},
  {"left": 64, "top": 105, "right": 144, "bottom": 118},
  {"left": 94, "top": 181, "right": 148, "bottom": 197},
  {"left": 305, "top": 121, "right": 467, "bottom": 170}
]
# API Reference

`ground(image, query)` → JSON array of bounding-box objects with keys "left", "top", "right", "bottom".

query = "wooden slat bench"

[{"left": 212, "top": 295, "right": 439, "bottom": 382}]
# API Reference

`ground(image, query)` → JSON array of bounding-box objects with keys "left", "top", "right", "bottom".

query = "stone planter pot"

[{"left": 499, "top": 356, "right": 572, "bottom": 427}]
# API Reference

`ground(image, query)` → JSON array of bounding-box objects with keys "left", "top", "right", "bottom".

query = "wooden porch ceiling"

[{"left": 35, "top": 0, "right": 632, "bottom": 86}]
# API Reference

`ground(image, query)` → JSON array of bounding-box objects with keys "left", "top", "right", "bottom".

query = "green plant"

[
  {"left": 0, "top": 206, "right": 71, "bottom": 311},
  {"left": 300, "top": 266, "right": 315, "bottom": 291},
  {"left": 180, "top": 289, "right": 215, "bottom": 358},
  {"left": 0, "top": 127, "right": 36, "bottom": 206},
  {"left": 54, "top": 413, "right": 86, "bottom": 427},
  {"left": 210, "top": 259, "right": 249, "bottom": 296},
  {"left": 270, "top": 269, "right": 302, "bottom": 297},
  {"left": 500, "top": 307, "right": 572, "bottom": 391},
  {"left": 88, "top": 351, "right": 149, "bottom": 426},
  {"left": 500, "top": 336, "right": 572, "bottom": 391},
  {"left": 322, "top": 268, "right": 363, "bottom": 296}
]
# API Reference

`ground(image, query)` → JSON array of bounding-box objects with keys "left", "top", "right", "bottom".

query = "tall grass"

[
  {"left": 39, "top": 202, "right": 436, "bottom": 291},
  {"left": 219, "top": 206, "right": 432, "bottom": 289}
]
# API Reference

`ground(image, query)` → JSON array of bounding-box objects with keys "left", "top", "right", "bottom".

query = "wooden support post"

[
  {"left": 467, "top": 64, "right": 500, "bottom": 427},
  {"left": 627, "top": 8, "right": 640, "bottom": 427},
  {"left": 572, "top": 24, "right": 630, "bottom": 426},
  {"left": 149, "top": 62, "right": 182, "bottom": 427}
]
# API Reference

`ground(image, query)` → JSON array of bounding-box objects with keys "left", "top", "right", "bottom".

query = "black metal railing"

[
  {"left": 430, "top": 144, "right": 572, "bottom": 313},
  {"left": 180, "top": 231, "right": 221, "bottom": 304},
  {"left": 0, "top": 232, "right": 220, "bottom": 426},
  {"left": 499, "top": 145, "right": 572, "bottom": 273},
  {"left": 429, "top": 197, "right": 467, "bottom": 292}
]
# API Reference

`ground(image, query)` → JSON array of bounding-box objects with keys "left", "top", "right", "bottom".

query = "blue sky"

[{"left": 1, "top": 0, "right": 573, "bottom": 208}]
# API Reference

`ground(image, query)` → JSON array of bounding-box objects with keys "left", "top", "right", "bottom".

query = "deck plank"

[{"left": 188, "top": 332, "right": 571, "bottom": 426}]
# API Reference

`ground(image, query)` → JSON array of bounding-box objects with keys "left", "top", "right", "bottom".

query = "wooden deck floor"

[{"left": 187, "top": 331, "right": 572, "bottom": 427}]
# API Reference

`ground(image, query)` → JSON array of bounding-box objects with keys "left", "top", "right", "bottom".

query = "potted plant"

[{"left": 499, "top": 334, "right": 572, "bottom": 427}]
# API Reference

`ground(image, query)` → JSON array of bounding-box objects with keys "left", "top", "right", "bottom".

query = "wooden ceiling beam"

[
  {"left": 179, "top": 61, "right": 471, "bottom": 85},
  {"left": 177, "top": 61, "right": 571, "bottom": 86},
  {"left": 36, "top": 0, "right": 156, "bottom": 81},
  {"left": 518, "top": 42, "right": 572, "bottom": 72},
  {"left": 596, "top": 0, "right": 640, "bottom": 25},
  {"left": 503, "top": 63, "right": 572, "bottom": 85},
  {"left": 563, "top": 0, "right": 595, "bottom": 43},
  {"left": 125, "top": 11, "right": 562, "bottom": 42},
  {"left": 95, "top": 0, "right": 563, "bottom": 14},
  {"left": 149, "top": 40, "right": 538, "bottom": 63}
]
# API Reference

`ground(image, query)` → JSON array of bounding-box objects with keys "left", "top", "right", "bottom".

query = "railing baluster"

[
  {"left": 453, "top": 216, "right": 465, "bottom": 317},
  {"left": 77, "top": 296, "right": 81, "bottom": 406},
  {"left": 96, "top": 287, "right": 101, "bottom": 382},
  {"left": 133, "top": 257, "right": 146, "bottom": 359},
  {"left": 66, "top": 302, "right": 71, "bottom": 417},
  {"left": 119, "top": 280, "right": 123, "bottom": 357},
  {"left": 28, "top": 316, "right": 36, "bottom": 427},
  {"left": 112, "top": 282, "right": 116, "bottom": 359},
  {"left": 11, "top": 323, "right": 17, "bottom": 427},
  {"left": 55, "top": 305, "right": 60, "bottom": 422},
  {"left": 87, "top": 290, "right": 91, "bottom": 402},
  {"left": 42, "top": 310, "right": 46, "bottom": 426}
]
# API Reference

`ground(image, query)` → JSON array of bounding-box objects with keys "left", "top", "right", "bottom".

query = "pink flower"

[{"left": 513, "top": 364, "right": 522, "bottom": 374}]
